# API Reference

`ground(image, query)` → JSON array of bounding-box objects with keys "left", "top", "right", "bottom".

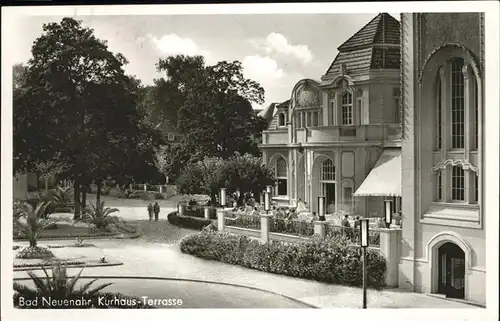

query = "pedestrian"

[
  {"left": 147, "top": 203, "right": 153, "bottom": 222},
  {"left": 354, "top": 216, "right": 360, "bottom": 229},
  {"left": 341, "top": 214, "right": 352, "bottom": 238},
  {"left": 153, "top": 202, "right": 160, "bottom": 221}
]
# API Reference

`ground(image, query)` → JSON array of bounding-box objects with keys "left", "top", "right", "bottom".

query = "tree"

[
  {"left": 148, "top": 55, "right": 267, "bottom": 166},
  {"left": 225, "top": 153, "right": 275, "bottom": 206},
  {"left": 14, "top": 201, "right": 55, "bottom": 248},
  {"left": 176, "top": 156, "right": 228, "bottom": 204},
  {"left": 14, "top": 18, "right": 163, "bottom": 216}
]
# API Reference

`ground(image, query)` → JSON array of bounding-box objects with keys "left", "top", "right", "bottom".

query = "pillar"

[
  {"left": 379, "top": 228, "right": 402, "bottom": 287},
  {"left": 217, "top": 209, "right": 225, "bottom": 232},
  {"left": 204, "top": 207, "right": 211, "bottom": 220},
  {"left": 313, "top": 221, "right": 326, "bottom": 238},
  {"left": 260, "top": 214, "right": 272, "bottom": 243},
  {"left": 159, "top": 185, "right": 163, "bottom": 194}
]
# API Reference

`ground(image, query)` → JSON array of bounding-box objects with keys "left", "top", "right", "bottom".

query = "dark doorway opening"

[{"left": 438, "top": 242, "right": 465, "bottom": 299}]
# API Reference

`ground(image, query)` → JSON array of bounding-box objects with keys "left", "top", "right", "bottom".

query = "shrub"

[
  {"left": 14, "top": 200, "right": 58, "bottom": 247},
  {"left": 182, "top": 206, "right": 217, "bottom": 220},
  {"left": 167, "top": 212, "right": 212, "bottom": 230},
  {"left": 180, "top": 231, "right": 387, "bottom": 289},
  {"left": 153, "top": 193, "right": 165, "bottom": 200},
  {"left": 81, "top": 201, "right": 119, "bottom": 230},
  {"left": 15, "top": 246, "right": 55, "bottom": 259}
]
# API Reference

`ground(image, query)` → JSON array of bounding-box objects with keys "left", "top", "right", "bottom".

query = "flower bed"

[
  {"left": 15, "top": 246, "right": 55, "bottom": 259},
  {"left": 182, "top": 206, "right": 217, "bottom": 220},
  {"left": 269, "top": 218, "right": 314, "bottom": 237},
  {"left": 167, "top": 212, "right": 213, "bottom": 230},
  {"left": 14, "top": 260, "right": 86, "bottom": 268},
  {"left": 180, "top": 231, "right": 387, "bottom": 289}
]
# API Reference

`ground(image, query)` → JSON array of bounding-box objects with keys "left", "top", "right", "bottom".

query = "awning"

[{"left": 353, "top": 149, "right": 402, "bottom": 197}]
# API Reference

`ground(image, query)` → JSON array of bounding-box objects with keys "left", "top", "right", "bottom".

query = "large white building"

[{"left": 259, "top": 13, "right": 403, "bottom": 219}]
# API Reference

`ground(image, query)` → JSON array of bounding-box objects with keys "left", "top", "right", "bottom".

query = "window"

[
  {"left": 451, "top": 165, "right": 465, "bottom": 201},
  {"left": 312, "top": 112, "right": 319, "bottom": 127},
  {"left": 321, "top": 159, "right": 335, "bottom": 181},
  {"left": 436, "top": 171, "right": 442, "bottom": 201},
  {"left": 275, "top": 156, "right": 287, "bottom": 196},
  {"left": 329, "top": 101, "right": 335, "bottom": 125},
  {"left": 341, "top": 91, "right": 353, "bottom": 125},
  {"left": 167, "top": 133, "right": 175, "bottom": 141},
  {"left": 475, "top": 173, "right": 479, "bottom": 203},
  {"left": 436, "top": 78, "right": 442, "bottom": 149},
  {"left": 278, "top": 113, "right": 286, "bottom": 127},
  {"left": 306, "top": 112, "right": 312, "bottom": 127},
  {"left": 451, "top": 58, "right": 465, "bottom": 149},
  {"left": 474, "top": 80, "right": 478, "bottom": 150}
]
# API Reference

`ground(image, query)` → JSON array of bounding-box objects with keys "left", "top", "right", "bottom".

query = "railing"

[
  {"left": 324, "top": 223, "right": 381, "bottom": 248},
  {"left": 262, "top": 123, "right": 402, "bottom": 145},
  {"left": 269, "top": 218, "right": 315, "bottom": 237},
  {"left": 225, "top": 214, "right": 261, "bottom": 230}
]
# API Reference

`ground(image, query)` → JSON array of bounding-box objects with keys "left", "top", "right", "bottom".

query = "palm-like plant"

[
  {"left": 51, "top": 186, "right": 74, "bottom": 209},
  {"left": 82, "top": 201, "right": 119, "bottom": 230},
  {"left": 14, "top": 201, "right": 56, "bottom": 247},
  {"left": 13, "top": 264, "right": 112, "bottom": 306}
]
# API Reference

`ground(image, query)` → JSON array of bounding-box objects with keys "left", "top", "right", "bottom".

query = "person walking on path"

[
  {"left": 153, "top": 202, "right": 160, "bottom": 221},
  {"left": 147, "top": 203, "right": 153, "bottom": 222}
]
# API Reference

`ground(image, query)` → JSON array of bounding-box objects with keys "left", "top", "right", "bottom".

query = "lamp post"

[
  {"left": 317, "top": 195, "right": 326, "bottom": 221},
  {"left": 359, "top": 218, "right": 369, "bottom": 309},
  {"left": 220, "top": 188, "right": 227, "bottom": 208},
  {"left": 384, "top": 199, "right": 393, "bottom": 229},
  {"left": 264, "top": 191, "right": 271, "bottom": 215}
]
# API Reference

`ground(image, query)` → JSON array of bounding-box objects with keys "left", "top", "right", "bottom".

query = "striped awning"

[{"left": 353, "top": 149, "right": 402, "bottom": 197}]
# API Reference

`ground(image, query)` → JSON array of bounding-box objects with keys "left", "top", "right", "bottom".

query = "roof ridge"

[{"left": 337, "top": 13, "right": 382, "bottom": 51}]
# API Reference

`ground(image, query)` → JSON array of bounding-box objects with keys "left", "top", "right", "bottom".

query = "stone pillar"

[
  {"left": 379, "top": 228, "right": 402, "bottom": 288},
  {"left": 217, "top": 210, "right": 225, "bottom": 232},
  {"left": 204, "top": 207, "right": 211, "bottom": 220},
  {"left": 143, "top": 184, "right": 147, "bottom": 192},
  {"left": 260, "top": 214, "right": 272, "bottom": 243},
  {"left": 262, "top": 149, "right": 268, "bottom": 166},
  {"left": 159, "top": 185, "right": 163, "bottom": 194},
  {"left": 178, "top": 204, "right": 185, "bottom": 216},
  {"left": 313, "top": 221, "right": 326, "bottom": 238}
]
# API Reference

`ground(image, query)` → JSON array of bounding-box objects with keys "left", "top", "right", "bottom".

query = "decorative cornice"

[{"left": 432, "top": 159, "right": 479, "bottom": 173}]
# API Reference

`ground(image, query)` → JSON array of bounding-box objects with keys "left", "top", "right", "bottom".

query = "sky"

[{"left": 12, "top": 13, "right": 400, "bottom": 109}]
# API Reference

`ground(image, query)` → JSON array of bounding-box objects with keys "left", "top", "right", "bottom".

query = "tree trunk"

[
  {"left": 29, "top": 239, "right": 37, "bottom": 248},
  {"left": 74, "top": 181, "right": 81, "bottom": 220},
  {"left": 96, "top": 182, "right": 102, "bottom": 206},
  {"left": 44, "top": 178, "right": 49, "bottom": 191},
  {"left": 81, "top": 185, "right": 87, "bottom": 214}
]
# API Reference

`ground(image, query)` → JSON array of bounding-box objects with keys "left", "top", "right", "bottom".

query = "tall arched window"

[
  {"left": 451, "top": 57, "right": 465, "bottom": 149},
  {"left": 436, "top": 76, "right": 442, "bottom": 150},
  {"left": 451, "top": 165, "right": 465, "bottom": 201},
  {"left": 275, "top": 156, "right": 287, "bottom": 196},
  {"left": 341, "top": 91, "right": 353, "bottom": 125}
]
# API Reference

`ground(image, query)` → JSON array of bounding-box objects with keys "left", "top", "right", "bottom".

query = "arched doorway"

[{"left": 437, "top": 242, "right": 465, "bottom": 299}]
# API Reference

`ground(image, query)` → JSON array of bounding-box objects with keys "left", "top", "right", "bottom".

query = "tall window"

[
  {"left": 306, "top": 112, "right": 312, "bottom": 127},
  {"left": 475, "top": 173, "right": 479, "bottom": 203},
  {"left": 474, "top": 80, "right": 479, "bottom": 150},
  {"left": 275, "top": 156, "right": 287, "bottom": 196},
  {"left": 436, "top": 171, "right": 442, "bottom": 201},
  {"left": 329, "top": 101, "right": 335, "bottom": 125},
  {"left": 278, "top": 113, "right": 286, "bottom": 127},
  {"left": 321, "top": 159, "right": 335, "bottom": 181},
  {"left": 312, "top": 112, "right": 319, "bottom": 127},
  {"left": 436, "top": 78, "right": 442, "bottom": 149},
  {"left": 341, "top": 91, "right": 353, "bottom": 125},
  {"left": 451, "top": 165, "right": 465, "bottom": 201},
  {"left": 451, "top": 58, "right": 465, "bottom": 149}
]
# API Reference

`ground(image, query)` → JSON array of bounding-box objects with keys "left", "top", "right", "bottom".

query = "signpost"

[{"left": 359, "top": 218, "right": 370, "bottom": 309}]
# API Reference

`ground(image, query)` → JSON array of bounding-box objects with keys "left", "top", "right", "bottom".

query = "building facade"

[
  {"left": 259, "top": 13, "right": 403, "bottom": 218},
  {"left": 399, "top": 13, "right": 485, "bottom": 305}
]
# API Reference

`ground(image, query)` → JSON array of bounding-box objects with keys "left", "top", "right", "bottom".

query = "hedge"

[
  {"left": 180, "top": 231, "right": 387, "bottom": 289},
  {"left": 167, "top": 212, "right": 213, "bottom": 230}
]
